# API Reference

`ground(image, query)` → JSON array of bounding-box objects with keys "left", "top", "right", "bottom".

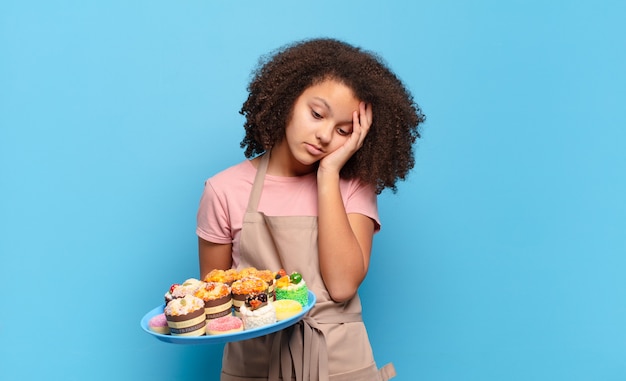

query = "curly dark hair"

[{"left": 240, "top": 38, "right": 425, "bottom": 194}]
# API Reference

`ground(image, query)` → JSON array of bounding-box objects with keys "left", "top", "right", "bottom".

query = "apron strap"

[{"left": 246, "top": 153, "right": 270, "bottom": 213}]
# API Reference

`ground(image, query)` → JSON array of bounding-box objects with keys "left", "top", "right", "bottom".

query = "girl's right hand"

[{"left": 318, "top": 101, "right": 372, "bottom": 175}]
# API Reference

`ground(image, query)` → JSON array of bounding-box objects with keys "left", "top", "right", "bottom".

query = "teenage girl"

[{"left": 197, "top": 38, "right": 425, "bottom": 380}]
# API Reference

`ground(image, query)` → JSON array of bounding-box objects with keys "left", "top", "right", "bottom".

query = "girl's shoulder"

[
  {"left": 339, "top": 176, "right": 377, "bottom": 198},
  {"left": 210, "top": 159, "right": 255, "bottom": 180},
  {"left": 206, "top": 160, "right": 256, "bottom": 191}
]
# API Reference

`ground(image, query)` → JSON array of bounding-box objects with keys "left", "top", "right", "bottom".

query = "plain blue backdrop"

[{"left": 1, "top": 1, "right": 625, "bottom": 380}]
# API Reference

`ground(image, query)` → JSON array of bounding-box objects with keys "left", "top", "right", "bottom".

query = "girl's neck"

[{"left": 262, "top": 144, "right": 317, "bottom": 177}]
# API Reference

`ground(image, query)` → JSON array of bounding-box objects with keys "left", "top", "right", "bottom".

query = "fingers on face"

[
  {"left": 350, "top": 102, "right": 371, "bottom": 148},
  {"left": 359, "top": 102, "right": 372, "bottom": 128},
  {"left": 353, "top": 102, "right": 372, "bottom": 126}
]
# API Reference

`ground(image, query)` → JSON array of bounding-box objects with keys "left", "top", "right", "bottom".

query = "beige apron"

[{"left": 220, "top": 154, "right": 396, "bottom": 381}]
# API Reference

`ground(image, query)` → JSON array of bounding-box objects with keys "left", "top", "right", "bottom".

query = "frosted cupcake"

[
  {"left": 253, "top": 269, "right": 277, "bottom": 301},
  {"left": 235, "top": 267, "right": 259, "bottom": 280},
  {"left": 164, "top": 283, "right": 180, "bottom": 305},
  {"left": 239, "top": 293, "right": 276, "bottom": 330},
  {"left": 275, "top": 272, "right": 308, "bottom": 307},
  {"left": 170, "top": 278, "right": 202, "bottom": 298},
  {"left": 194, "top": 281, "right": 233, "bottom": 321},
  {"left": 231, "top": 276, "right": 268, "bottom": 317},
  {"left": 164, "top": 294, "right": 206, "bottom": 336},
  {"left": 203, "top": 269, "right": 236, "bottom": 286}
]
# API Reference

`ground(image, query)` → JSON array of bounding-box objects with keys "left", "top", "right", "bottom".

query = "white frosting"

[
  {"left": 165, "top": 294, "right": 205, "bottom": 316},
  {"left": 280, "top": 280, "right": 307, "bottom": 291},
  {"left": 240, "top": 302, "right": 276, "bottom": 329},
  {"left": 171, "top": 279, "right": 202, "bottom": 298}
]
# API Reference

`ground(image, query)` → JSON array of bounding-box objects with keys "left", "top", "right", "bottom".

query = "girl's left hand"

[{"left": 319, "top": 102, "right": 372, "bottom": 173}]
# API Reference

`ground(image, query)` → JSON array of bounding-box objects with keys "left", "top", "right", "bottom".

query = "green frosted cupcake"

[{"left": 275, "top": 271, "right": 308, "bottom": 307}]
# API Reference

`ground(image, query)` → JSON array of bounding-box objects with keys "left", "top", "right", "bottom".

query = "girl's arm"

[
  {"left": 317, "top": 102, "right": 374, "bottom": 302},
  {"left": 198, "top": 237, "right": 232, "bottom": 279},
  {"left": 317, "top": 176, "right": 375, "bottom": 302}
]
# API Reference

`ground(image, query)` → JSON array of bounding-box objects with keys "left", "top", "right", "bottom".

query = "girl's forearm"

[{"left": 317, "top": 171, "right": 372, "bottom": 302}]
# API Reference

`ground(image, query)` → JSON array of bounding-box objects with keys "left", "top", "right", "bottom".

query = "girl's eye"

[
  {"left": 312, "top": 110, "right": 322, "bottom": 119},
  {"left": 337, "top": 128, "right": 350, "bottom": 136}
]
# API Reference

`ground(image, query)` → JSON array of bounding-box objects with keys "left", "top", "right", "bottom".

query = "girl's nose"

[{"left": 315, "top": 123, "right": 333, "bottom": 144}]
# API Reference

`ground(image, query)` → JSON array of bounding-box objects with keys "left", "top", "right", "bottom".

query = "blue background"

[{"left": 1, "top": 1, "right": 625, "bottom": 380}]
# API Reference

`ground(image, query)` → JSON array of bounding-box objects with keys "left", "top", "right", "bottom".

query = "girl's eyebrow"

[
  {"left": 311, "top": 96, "right": 352, "bottom": 126},
  {"left": 312, "top": 97, "right": 332, "bottom": 114}
]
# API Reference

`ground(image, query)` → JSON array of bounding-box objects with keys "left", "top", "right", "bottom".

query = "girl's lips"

[{"left": 305, "top": 143, "right": 324, "bottom": 156}]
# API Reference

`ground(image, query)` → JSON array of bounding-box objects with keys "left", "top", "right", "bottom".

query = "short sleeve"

[
  {"left": 344, "top": 180, "right": 381, "bottom": 232},
  {"left": 196, "top": 179, "right": 233, "bottom": 244}
]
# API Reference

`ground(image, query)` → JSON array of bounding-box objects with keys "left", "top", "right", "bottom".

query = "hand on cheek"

[{"left": 319, "top": 102, "right": 373, "bottom": 175}]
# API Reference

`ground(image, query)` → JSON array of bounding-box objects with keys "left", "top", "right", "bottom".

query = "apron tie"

[
  {"left": 269, "top": 317, "right": 328, "bottom": 381},
  {"left": 269, "top": 312, "right": 363, "bottom": 381}
]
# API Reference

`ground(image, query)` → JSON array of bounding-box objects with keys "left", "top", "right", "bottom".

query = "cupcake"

[
  {"left": 194, "top": 281, "right": 233, "bottom": 321},
  {"left": 231, "top": 276, "right": 269, "bottom": 316},
  {"left": 254, "top": 269, "right": 277, "bottom": 301},
  {"left": 273, "top": 299, "right": 303, "bottom": 321},
  {"left": 203, "top": 269, "right": 236, "bottom": 286},
  {"left": 275, "top": 271, "right": 309, "bottom": 307},
  {"left": 164, "top": 294, "right": 206, "bottom": 336},
  {"left": 148, "top": 313, "right": 170, "bottom": 335},
  {"left": 164, "top": 283, "right": 180, "bottom": 305},
  {"left": 206, "top": 315, "right": 244, "bottom": 335},
  {"left": 170, "top": 278, "right": 202, "bottom": 298},
  {"left": 239, "top": 293, "right": 276, "bottom": 330},
  {"left": 236, "top": 267, "right": 259, "bottom": 280}
]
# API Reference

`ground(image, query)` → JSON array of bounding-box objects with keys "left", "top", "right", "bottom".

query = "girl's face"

[{"left": 274, "top": 79, "right": 360, "bottom": 175}]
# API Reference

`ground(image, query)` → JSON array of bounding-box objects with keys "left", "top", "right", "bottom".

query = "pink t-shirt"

[{"left": 196, "top": 159, "right": 380, "bottom": 268}]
